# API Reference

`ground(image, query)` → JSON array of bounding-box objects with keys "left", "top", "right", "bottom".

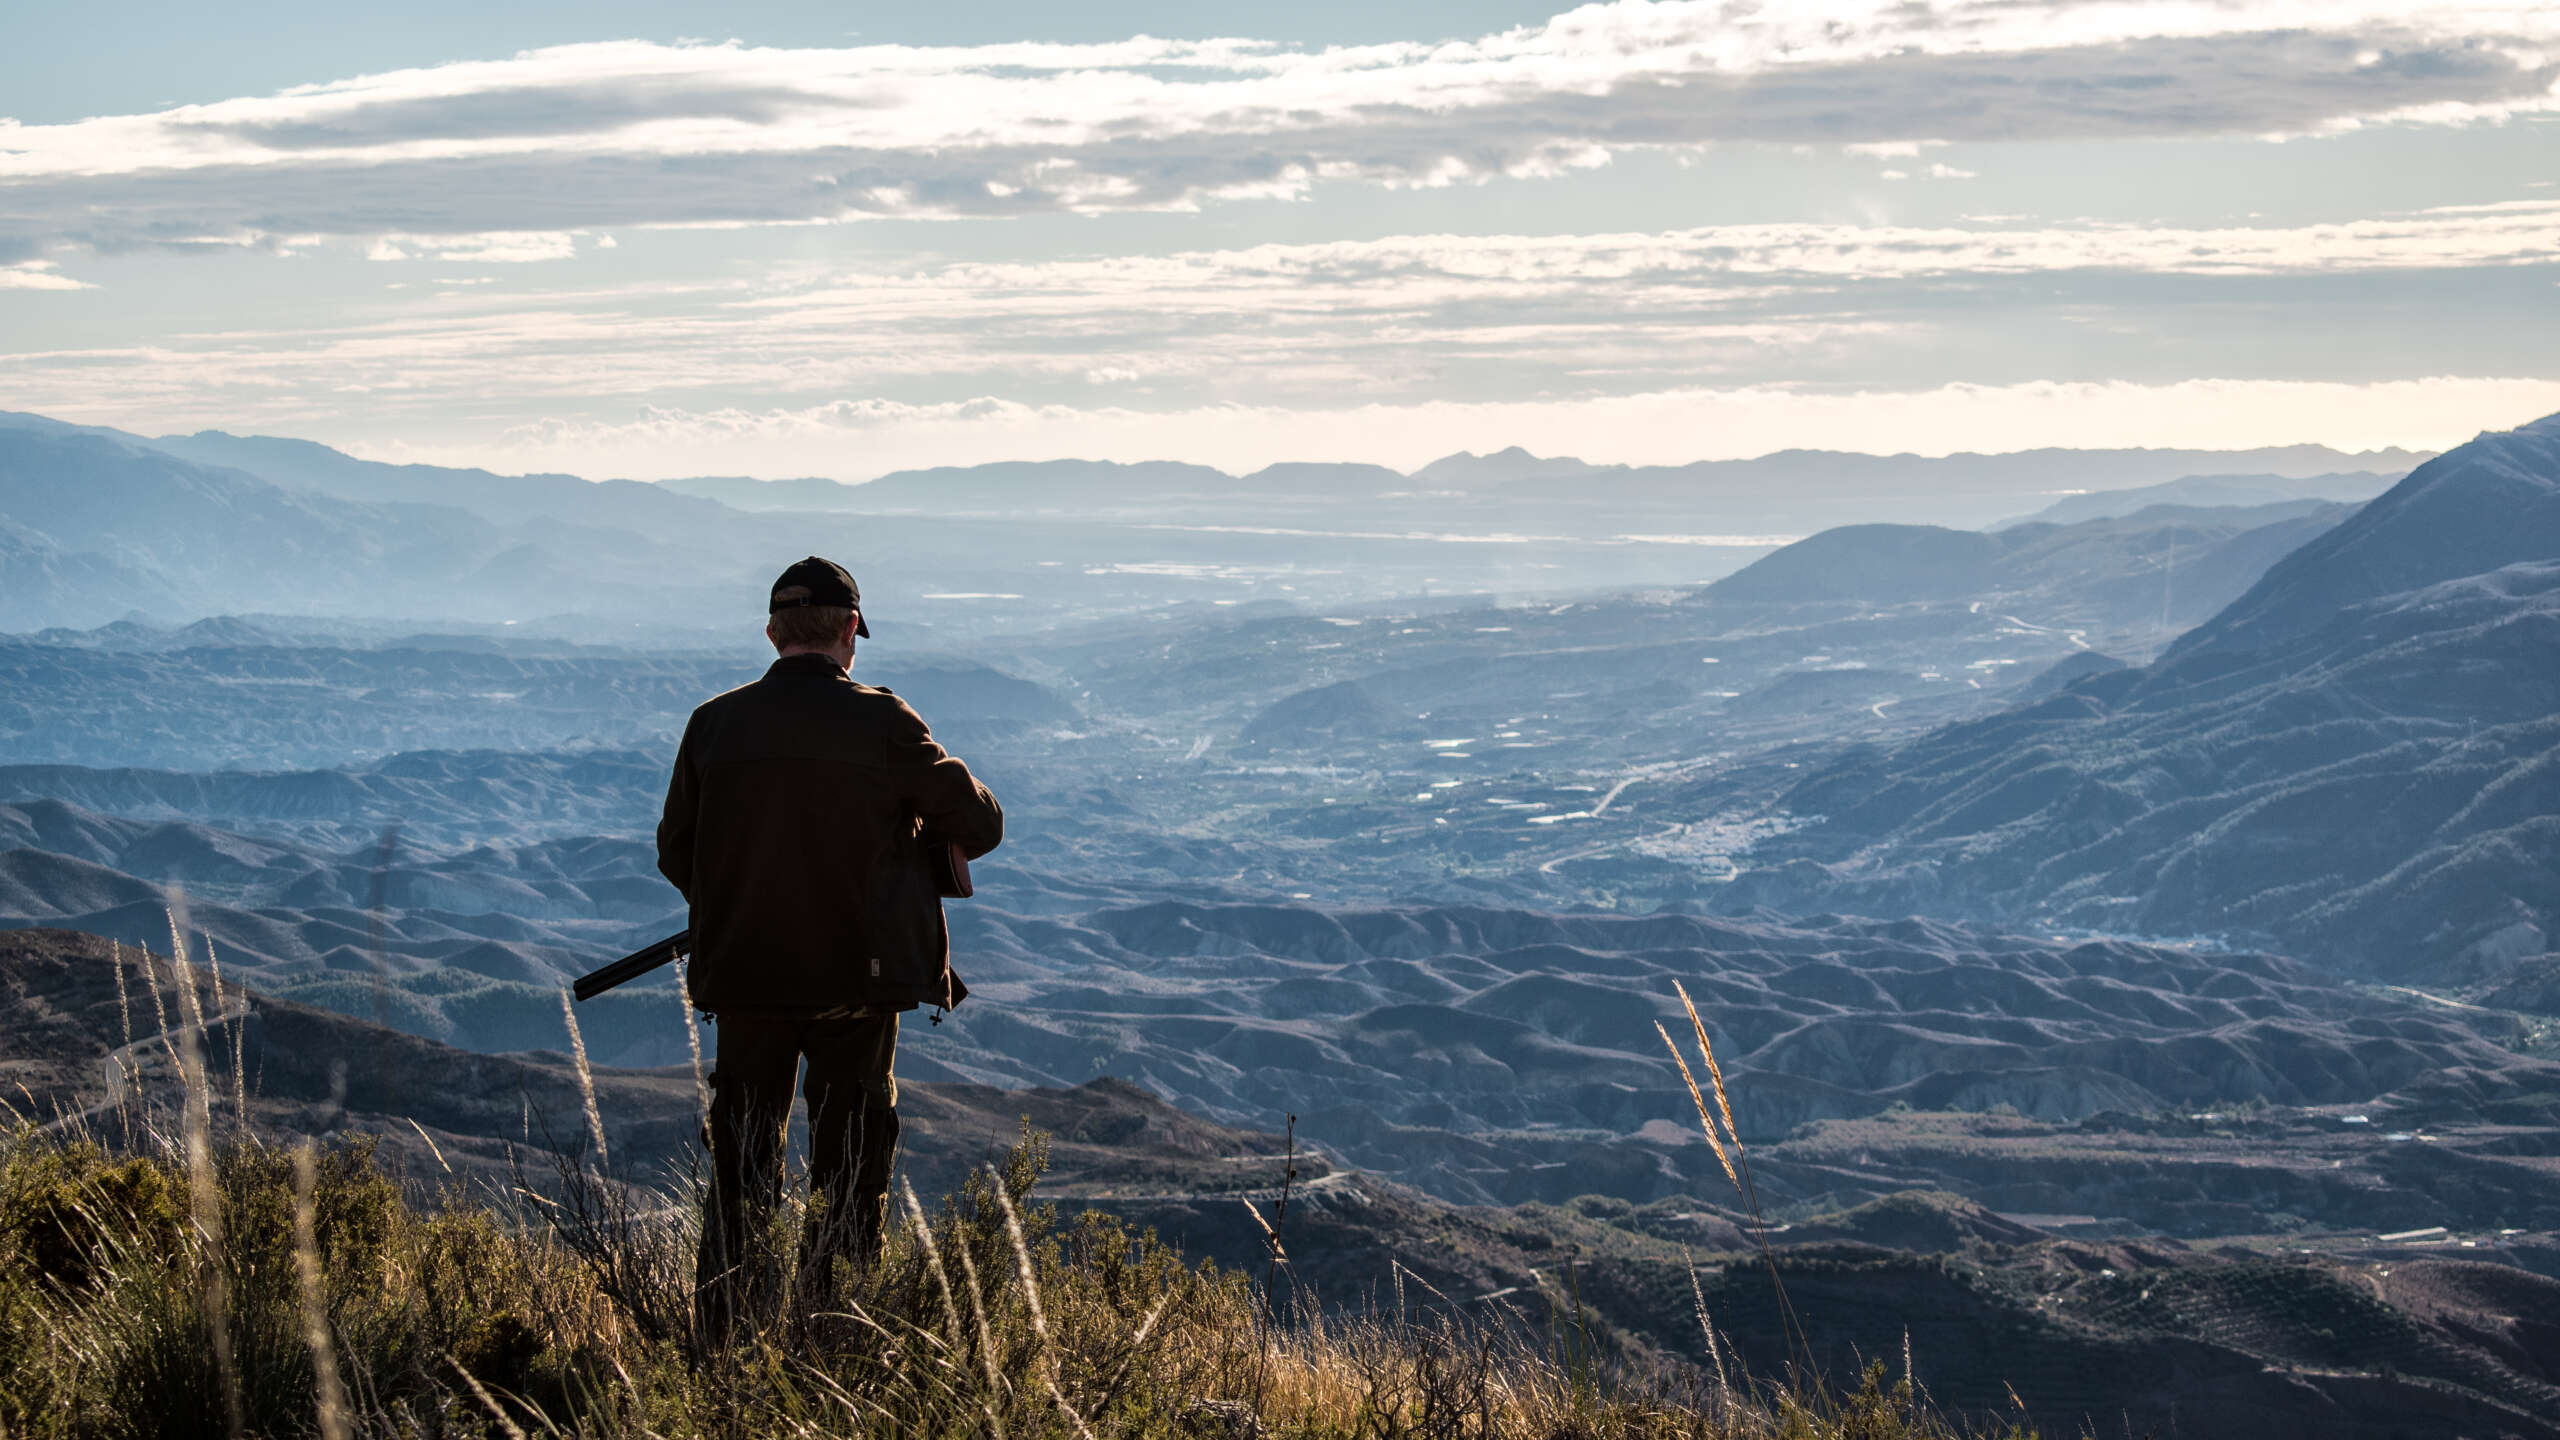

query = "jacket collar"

[{"left": 766, "top": 652, "right": 850, "bottom": 679}]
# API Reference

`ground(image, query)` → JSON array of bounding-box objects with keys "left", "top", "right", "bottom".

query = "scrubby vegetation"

[{"left": 0, "top": 1109, "right": 2032, "bottom": 1439}]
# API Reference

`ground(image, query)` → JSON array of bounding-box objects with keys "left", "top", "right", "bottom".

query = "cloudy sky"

[{"left": 2, "top": 0, "right": 2556, "bottom": 478}]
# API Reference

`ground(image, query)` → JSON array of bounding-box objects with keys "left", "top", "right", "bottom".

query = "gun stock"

[{"left": 573, "top": 929, "right": 691, "bottom": 1003}]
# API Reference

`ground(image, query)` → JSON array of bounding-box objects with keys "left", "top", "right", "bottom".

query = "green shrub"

[{"left": 1, "top": 1142, "right": 184, "bottom": 1290}]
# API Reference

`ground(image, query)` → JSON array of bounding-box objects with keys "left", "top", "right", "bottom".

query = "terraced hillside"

[{"left": 14, "top": 800, "right": 2555, "bottom": 1224}]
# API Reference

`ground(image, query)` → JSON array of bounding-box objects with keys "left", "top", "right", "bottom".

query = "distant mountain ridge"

[
  {"left": 1734, "top": 411, "right": 2560, "bottom": 980},
  {"left": 0, "top": 406, "right": 2430, "bottom": 632},
  {"left": 1705, "top": 500, "right": 2356, "bottom": 632},
  {"left": 1995, "top": 471, "right": 2399, "bottom": 528},
  {"left": 1, "top": 408, "right": 2425, "bottom": 515},
  {"left": 148, "top": 429, "right": 725, "bottom": 530},
  {"left": 665, "top": 458, "right": 1235, "bottom": 511},
  {"left": 2173, "top": 413, "right": 2560, "bottom": 660},
  {"left": 665, "top": 441, "right": 2427, "bottom": 521},
  {"left": 0, "top": 416, "right": 772, "bottom": 629}
]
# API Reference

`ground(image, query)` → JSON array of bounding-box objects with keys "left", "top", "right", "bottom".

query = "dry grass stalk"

[
  {"left": 1239, "top": 1193, "right": 1287, "bottom": 1265},
  {"left": 1666, "top": 979, "right": 1812, "bottom": 1369},
  {"left": 445, "top": 1353, "right": 532, "bottom": 1440},
  {"left": 1688, "top": 1254, "right": 1735, "bottom": 1414},
  {"left": 989, "top": 1169, "right": 1049, "bottom": 1345},
  {"left": 556, "top": 987, "right": 611, "bottom": 1167},
  {"left": 991, "top": 1174, "right": 1099, "bottom": 1440},
  {"left": 406, "top": 1116, "right": 454, "bottom": 1176},
  {"left": 673, "top": 957, "right": 710, "bottom": 1127},
  {"left": 1127, "top": 1290, "right": 1174, "bottom": 1351},
  {"left": 1674, "top": 979, "right": 1741, "bottom": 1146},
  {"left": 1263, "top": 1112, "right": 1301, "bottom": 1299},
  {"left": 204, "top": 935, "right": 226, "bottom": 1023},
  {"left": 1046, "top": 1378, "right": 1100, "bottom": 1440},
  {"left": 940, "top": 1193, "right": 1011, "bottom": 1440},
  {"left": 110, "top": 940, "right": 136, "bottom": 1116},
  {"left": 207, "top": 938, "right": 249, "bottom": 1142},
  {"left": 164, "top": 911, "right": 248, "bottom": 1439},
  {"left": 111, "top": 939, "right": 133, "bottom": 1053},
  {"left": 1657, "top": 1020, "right": 1740, "bottom": 1192},
  {"left": 898, "top": 1179, "right": 965, "bottom": 1353},
  {"left": 292, "top": 1141, "right": 355, "bottom": 1440},
  {"left": 140, "top": 929, "right": 177, "bottom": 1069}
]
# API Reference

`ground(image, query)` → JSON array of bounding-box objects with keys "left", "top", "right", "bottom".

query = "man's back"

[
  {"left": 656, "top": 651, "right": 1003, "bottom": 1015},
  {"left": 665, "top": 555, "right": 1002, "bottom": 1336}
]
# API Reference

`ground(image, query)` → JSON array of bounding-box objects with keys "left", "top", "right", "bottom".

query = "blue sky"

[{"left": 2, "top": 1, "right": 2556, "bottom": 478}]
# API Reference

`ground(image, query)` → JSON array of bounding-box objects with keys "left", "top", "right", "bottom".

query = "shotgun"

[
  {"left": 572, "top": 842, "right": 973, "bottom": 1003},
  {"left": 572, "top": 929, "right": 689, "bottom": 1002}
]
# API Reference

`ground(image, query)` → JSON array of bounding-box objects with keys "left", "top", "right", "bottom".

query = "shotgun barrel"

[{"left": 572, "top": 929, "right": 691, "bottom": 1003}]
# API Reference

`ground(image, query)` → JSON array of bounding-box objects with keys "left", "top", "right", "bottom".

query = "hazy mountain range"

[
  {"left": 0, "top": 406, "right": 2426, "bottom": 635},
  {"left": 4, "top": 395, "right": 2557, "bottom": 1434},
  {"left": 679, "top": 445, "right": 2417, "bottom": 525}
]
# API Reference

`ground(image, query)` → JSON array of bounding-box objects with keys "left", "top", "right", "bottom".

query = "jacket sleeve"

[
  {"left": 891, "top": 699, "right": 1005, "bottom": 860},
  {"left": 655, "top": 713, "right": 701, "bottom": 902}
]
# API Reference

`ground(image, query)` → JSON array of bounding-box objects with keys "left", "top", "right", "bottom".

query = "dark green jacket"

[{"left": 656, "top": 653, "right": 1003, "bottom": 1014}]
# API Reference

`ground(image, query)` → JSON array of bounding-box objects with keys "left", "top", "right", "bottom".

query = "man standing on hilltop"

[{"left": 656, "top": 556, "right": 1004, "bottom": 1341}]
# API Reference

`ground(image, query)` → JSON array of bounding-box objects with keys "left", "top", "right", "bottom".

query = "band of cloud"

[
  {"left": 2, "top": 1, "right": 2556, "bottom": 253},
  {"left": 4, "top": 204, "right": 2549, "bottom": 426}
]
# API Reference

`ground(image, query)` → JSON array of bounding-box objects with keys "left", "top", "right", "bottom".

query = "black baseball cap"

[{"left": 769, "top": 555, "right": 870, "bottom": 637}]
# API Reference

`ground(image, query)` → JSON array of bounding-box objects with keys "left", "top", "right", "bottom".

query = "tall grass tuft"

[
  {"left": 0, "top": 1128, "right": 2028, "bottom": 1438},
  {"left": 0, "top": 939, "right": 2035, "bottom": 1439}
]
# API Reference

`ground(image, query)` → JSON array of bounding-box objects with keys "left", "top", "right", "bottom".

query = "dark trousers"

[{"left": 695, "top": 1010, "right": 899, "bottom": 1341}]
